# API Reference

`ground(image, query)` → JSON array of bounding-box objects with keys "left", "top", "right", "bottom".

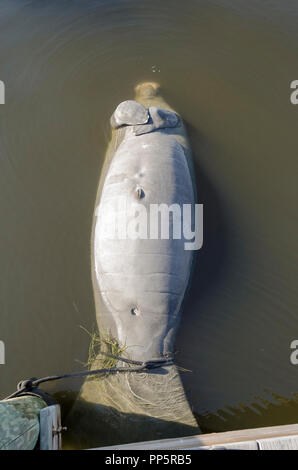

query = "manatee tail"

[{"left": 65, "top": 358, "right": 200, "bottom": 449}]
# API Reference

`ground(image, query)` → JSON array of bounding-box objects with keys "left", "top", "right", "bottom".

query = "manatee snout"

[
  {"left": 135, "top": 81, "right": 160, "bottom": 99},
  {"left": 134, "top": 81, "right": 175, "bottom": 112}
]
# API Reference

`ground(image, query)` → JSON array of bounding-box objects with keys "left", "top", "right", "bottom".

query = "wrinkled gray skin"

[{"left": 67, "top": 83, "right": 200, "bottom": 449}]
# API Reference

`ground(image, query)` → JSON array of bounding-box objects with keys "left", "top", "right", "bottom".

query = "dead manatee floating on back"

[{"left": 66, "top": 83, "right": 201, "bottom": 449}]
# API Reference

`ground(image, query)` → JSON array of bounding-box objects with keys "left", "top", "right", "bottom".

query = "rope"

[{"left": 4, "top": 352, "right": 174, "bottom": 400}]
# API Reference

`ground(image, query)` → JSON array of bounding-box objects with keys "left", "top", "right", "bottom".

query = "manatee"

[{"left": 66, "top": 82, "right": 201, "bottom": 449}]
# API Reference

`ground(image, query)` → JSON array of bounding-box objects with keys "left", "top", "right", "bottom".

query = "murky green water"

[{"left": 1, "top": 0, "right": 298, "bottom": 447}]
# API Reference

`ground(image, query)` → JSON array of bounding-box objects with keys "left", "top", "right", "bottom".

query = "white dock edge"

[
  {"left": 40, "top": 404, "right": 62, "bottom": 450},
  {"left": 94, "top": 423, "right": 298, "bottom": 450}
]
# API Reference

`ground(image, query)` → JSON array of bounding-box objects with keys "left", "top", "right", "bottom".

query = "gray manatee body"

[{"left": 66, "top": 83, "right": 200, "bottom": 449}]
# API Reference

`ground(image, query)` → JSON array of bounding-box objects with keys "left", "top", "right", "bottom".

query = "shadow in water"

[
  {"left": 63, "top": 399, "right": 199, "bottom": 450},
  {"left": 185, "top": 122, "right": 230, "bottom": 306},
  {"left": 196, "top": 391, "right": 298, "bottom": 435}
]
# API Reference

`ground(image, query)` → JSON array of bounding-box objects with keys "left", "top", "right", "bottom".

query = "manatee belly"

[{"left": 94, "top": 130, "right": 195, "bottom": 361}]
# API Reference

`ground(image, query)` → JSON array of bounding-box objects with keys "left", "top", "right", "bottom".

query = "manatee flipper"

[{"left": 111, "top": 100, "right": 149, "bottom": 128}]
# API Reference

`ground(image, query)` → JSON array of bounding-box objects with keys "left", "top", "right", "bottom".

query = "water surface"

[{"left": 1, "top": 0, "right": 298, "bottom": 446}]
